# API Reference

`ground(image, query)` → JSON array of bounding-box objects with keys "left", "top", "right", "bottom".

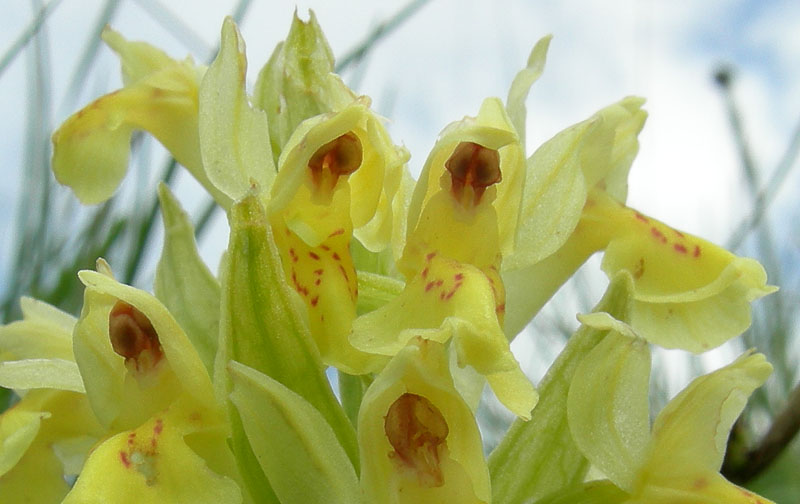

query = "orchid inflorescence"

[{"left": 0, "top": 12, "right": 777, "bottom": 504}]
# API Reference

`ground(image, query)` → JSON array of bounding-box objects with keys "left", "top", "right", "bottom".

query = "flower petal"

[
  {"left": 63, "top": 410, "right": 242, "bottom": 504},
  {"left": 359, "top": 338, "right": 491, "bottom": 504},
  {"left": 74, "top": 269, "right": 215, "bottom": 429},
  {"left": 0, "top": 359, "right": 84, "bottom": 392},
  {"left": 585, "top": 190, "right": 776, "bottom": 352},
  {"left": 505, "top": 35, "right": 552, "bottom": 151},
  {"left": 199, "top": 17, "right": 275, "bottom": 202},
  {"left": 0, "top": 403, "right": 48, "bottom": 477},
  {"left": 352, "top": 254, "right": 537, "bottom": 418},
  {"left": 253, "top": 10, "right": 353, "bottom": 165},
  {"left": 51, "top": 30, "right": 219, "bottom": 205},
  {"left": 505, "top": 96, "right": 646, "bottom": 271},
  {"left": 647, "top": 352, "right": 772, "bottom": 477},
  {"left": 0, "top": 298, "right": 74, "bottom": 361}
]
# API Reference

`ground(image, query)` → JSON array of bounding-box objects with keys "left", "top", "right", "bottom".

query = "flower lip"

[
  {"left": 384, "top": 392, "right": 450, "bottom": 487},
  {"left": 445, "top": 141, "right": 501, "bottom": 206},
  {"left": 108, "top": 300, "right": 164, "bottom": 373},
  {"left": 307, "top": 131, "right": 363, "bottom": 195}
]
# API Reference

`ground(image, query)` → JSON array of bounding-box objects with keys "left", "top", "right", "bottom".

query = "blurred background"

[{"left": 1, "top": 0, "right": 798, "bottom": 500}]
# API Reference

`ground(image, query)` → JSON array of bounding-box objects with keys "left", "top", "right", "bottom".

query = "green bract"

[{"left": 0, "top": 10, "right": 779, "bottom": 504}]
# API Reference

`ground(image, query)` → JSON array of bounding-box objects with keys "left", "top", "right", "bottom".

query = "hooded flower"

[
  {"left": 264, "top": 23, "right": 408, "bottom": 373},
  {"left": 350, "top": 96, "right": 537, "bottom": 419},
  {"left": 57, "top": 262, "right": 242, "bottom": 503},
  {"left": 359, "top": 338, "right": 491, "bottom": 503}
]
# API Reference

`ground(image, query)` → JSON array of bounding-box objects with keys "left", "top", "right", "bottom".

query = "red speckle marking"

[
  {"left": 315, "top": 278, "right": 321, "bottom": 286},
  {"left": 289, "top": 248, "right": 298, "bottom": 263},
  {"left": 634, "top": 212, "right": 649, "bottom": 223},
  {"left": 426, "top": 252, "right": 437, "bottom": 261},
  {"left": 435, "top": 279, "right": 444, "bottom": 287},
  {"left": 674, "top": 244, "right": 687, "bottom": 254},
  {"left": 425, "top": 281, "right": 436, "bottom": 292},
  {"left": 309, "top": 252, "right": 321, "bottom": 260},
  {"left": 634, "top": 258, "right": 645, "bottom": 279},
  {"left": 120, "top": 451, "right": 131, "bottom": 468},
  {"left": 332, "top": 252, "right": 341, "bottom": 261},
  {"left": 338, "top": 264, "right": 350, "bottom": 282},
  {"left": 496, "top": 303, "right": 506, "bottom": 314},
  {"left": 693, "top": 245, "right": 701, "bottom": 257},
  {"left": 320, "top": 244, "right": 330, "bottom": 251},
  {"left": 311, "top": 296, "right": 319, "bottom": 307},
  {"left": 328, "top": 228, "right": 345, "bottom": 238},
  {"left": 650, "top": 227, "right": 667, "bottom": 244},
  {"left": 454, "top": 273, "right": 464, "bottom": 281},
  {"left": 127, "top": 432, "right": 136, "bottom": 446},
  {"left": 421, "top": 267, "right": 429, "bottom": 279},
  {"left": 153, "top": 418, "right": 163, "bottom": 436},
  {"left": 314, "top": 269, "right": 324, "bottom": 275}
]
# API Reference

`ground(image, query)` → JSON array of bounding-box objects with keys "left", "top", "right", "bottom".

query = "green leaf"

[
  {"left": 488, "top": 273, "right": 634, "bottom": 503},
  {"left": 219, "top": 195, "right": 357, "bottom": 468},
  {"left": 155, "top": 184, "right": 220, "bottom": 375},
  {"left": 229, "top": 361, "right": 359, "bottom": 504},
  {"left": 533, "top": 480, "right": 627, "bottom": 504}
]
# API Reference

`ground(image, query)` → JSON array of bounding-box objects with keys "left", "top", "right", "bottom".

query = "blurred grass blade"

[
  {"left": 0, "top": 0, "right": 62, "bottom": 79},
  {"left": 335, "top": 0, "right": 431, "bottom": 73},
  {"left": 60, "top": 0, "right": 121, "bottom": 113}
]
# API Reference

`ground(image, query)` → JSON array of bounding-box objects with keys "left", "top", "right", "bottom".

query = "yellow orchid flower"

[
  {"left": 268, "top": 96, "right": 408, "bottom": 373},
  {"left": 359, "top": 338, "right": 491, "bottom": 503},
  {"left": 351, "top": 97, "right": 537, "bottom": 418},
  {"left": 501, "top": 97, "right": 774, "bottom": 354},
  {"left": 58, "top": 262, "right": 243, "bottom": 502},
  {"left": 567, "top": 313, "right": 774, "bottom": 504},
  {"left": 50, "top": 28, "right": 233, "bottom": 206}
]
